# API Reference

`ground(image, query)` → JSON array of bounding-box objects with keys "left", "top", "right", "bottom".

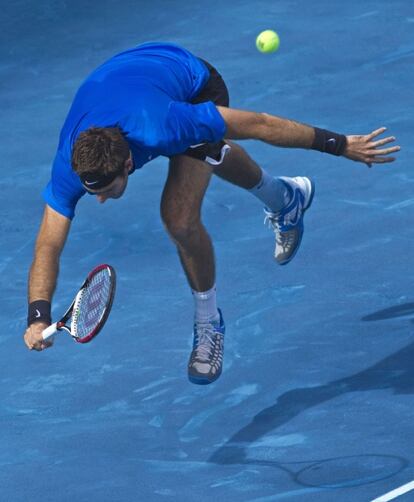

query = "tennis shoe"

[
  {"left": 188, "top": 309, "right": 225, "bottom": 385},
  {"left": 264, "top": 176, "right": 315, "bottom": 265}
]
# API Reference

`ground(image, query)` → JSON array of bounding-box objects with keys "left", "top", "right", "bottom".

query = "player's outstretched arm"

[
  {"left": 24, "top": 205, "right": 71, "bottom": 351},
  {"left": 217, "top": 107, "right": 400, "bottom": 166}
]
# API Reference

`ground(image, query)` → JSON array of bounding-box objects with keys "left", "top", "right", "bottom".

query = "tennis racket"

[{"left": 42, "top": 264, "right": 116, "bottom": 344}]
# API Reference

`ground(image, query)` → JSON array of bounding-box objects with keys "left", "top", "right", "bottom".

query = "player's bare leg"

[
  {"left": 161, "top": 154, "right": 215, "bottom": 292},
  {"left": 213, "top": 140, "right": 262, "bottom": 188}
]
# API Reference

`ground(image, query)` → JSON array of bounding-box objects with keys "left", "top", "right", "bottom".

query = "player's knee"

[{"left": 162, "top": 212, "right": 201, "bottom": 244}]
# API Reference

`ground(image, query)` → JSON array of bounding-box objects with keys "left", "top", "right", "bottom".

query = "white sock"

[
  {"left": 192, "top": 285, "right": 220, "bottom": 323},
  {"left": 248, "top": 168, "right": 291, "bottom": 212}
]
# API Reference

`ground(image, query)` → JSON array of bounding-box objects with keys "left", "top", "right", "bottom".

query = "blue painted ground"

[{"left": 1, "top": 1, "right": 414, "bottom": 500}]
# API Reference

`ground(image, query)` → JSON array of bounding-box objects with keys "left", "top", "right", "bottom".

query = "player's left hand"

[{"left": 344, "top": 127, "right": 401, "bottom": 167}]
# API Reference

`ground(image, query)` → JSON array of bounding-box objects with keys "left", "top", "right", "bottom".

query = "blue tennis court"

[{"left": 1, "top": 1, "right": 414, "bottom": 500}]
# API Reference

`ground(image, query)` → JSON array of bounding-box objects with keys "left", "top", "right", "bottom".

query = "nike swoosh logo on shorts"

[{"left": 85, "top": 180, "right": 99, "bottom": 186}]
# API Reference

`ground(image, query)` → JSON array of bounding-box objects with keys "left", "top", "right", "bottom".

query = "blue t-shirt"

[{"left": 43, "top": 42, "right": 227, "bottom": 219}]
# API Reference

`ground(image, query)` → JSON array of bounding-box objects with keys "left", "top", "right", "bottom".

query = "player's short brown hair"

[{"left": 72, "top": 127, "right": 130, "bottom": 178}]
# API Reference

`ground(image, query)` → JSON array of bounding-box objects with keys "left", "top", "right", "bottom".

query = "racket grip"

[{"left": 42, "top": 322, "right": 58, "bottom": 340}]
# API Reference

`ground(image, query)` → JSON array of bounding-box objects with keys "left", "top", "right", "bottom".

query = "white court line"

[{"left": 371, "top": 480, "right": 414, "bottom": 502}]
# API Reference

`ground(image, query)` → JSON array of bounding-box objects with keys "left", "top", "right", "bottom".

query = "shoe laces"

[
  {"left": 193, "top": 322, "right": 217, "bottom": 362},
  {"left": 264, "top": 209, "right": 283, "bottom": 231},
  {"left": 264, "top": 210, "right": 297, "bottom": 250}
]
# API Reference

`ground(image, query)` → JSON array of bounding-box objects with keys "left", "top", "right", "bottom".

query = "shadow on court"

[
  {"left": 210, "top": 308, "right": 414, "bottom": 475},
  {"left": 362, "top": 302, "right": 414, "bottom": 323}
]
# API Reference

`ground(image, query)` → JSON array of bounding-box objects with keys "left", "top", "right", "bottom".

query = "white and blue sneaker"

[
  {"left": 264, "top": 176, "right": 315, "bottom": 265},
  {"left": 188, "top": 309, "right": 225, "bottom": 385}
]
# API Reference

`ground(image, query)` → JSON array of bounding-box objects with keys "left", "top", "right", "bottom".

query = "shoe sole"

[
  {"left": 188, "top": 372, "right": 222, "bottom": 385},
  {"left": 277, "top": 177, "right": 316, "bottom": 266}
]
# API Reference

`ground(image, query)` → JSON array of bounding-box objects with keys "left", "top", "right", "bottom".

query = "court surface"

[{"left": 1, "top": 1, "right": 414, "bottom": 501}]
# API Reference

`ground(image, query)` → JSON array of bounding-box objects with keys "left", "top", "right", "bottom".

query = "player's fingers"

[
  {"left": 369, "top": 156, "right": 396, "bottom": 164},
  {"left": 366, "top": 127, "right": 387, "bottom": 140},
  {"left": 370, "top": 136, "right": 397, "bottom": 148},
  {"left": 33, "top": 342, "right": 51, "bottom": 351},
  {"left": 24, "top": 333, "right": 34, "bottom": 350},
  {"left": 371, "top": 145, "right": 401, "bottom": 156},
  {"left": 24, "top": 335, "right": 49, "bottom": 351},
  {"left": 28, "top": 344, "right": 41, "bottom": 351}
]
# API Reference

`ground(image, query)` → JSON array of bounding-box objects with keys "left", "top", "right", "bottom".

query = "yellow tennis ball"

[{"left": 256, "top": 30, "right": 280, "bottom": 54}]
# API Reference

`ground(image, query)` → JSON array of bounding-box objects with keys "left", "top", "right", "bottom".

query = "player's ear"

[{"left": 125, "top": 153, "right": 133, "bottom": 173}]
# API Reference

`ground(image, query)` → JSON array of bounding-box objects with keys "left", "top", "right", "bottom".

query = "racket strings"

[{"left": 72, "top": 269, "right": 112, "bottom": 340}]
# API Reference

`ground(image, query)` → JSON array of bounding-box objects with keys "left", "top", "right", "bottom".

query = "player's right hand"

[
  {"left": 24, "top": 322, "right": 54, "bottom": 351},
  {"left": 344, "top": 127, "right": 401, "bottom": 167}
]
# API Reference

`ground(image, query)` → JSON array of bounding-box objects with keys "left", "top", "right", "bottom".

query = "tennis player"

[{"left": 23, "top": 42, "right": 400, "bottom": 384}]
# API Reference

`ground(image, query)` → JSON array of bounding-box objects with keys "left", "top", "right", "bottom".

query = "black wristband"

[
  {"left": 28, "top": 300, "right": 51, "bottom": 327},
  {"left": 312, "top": 127, "right": 347, "bottom": 156}
]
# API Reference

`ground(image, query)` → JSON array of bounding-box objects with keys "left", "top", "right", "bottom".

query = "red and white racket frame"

[{"left": 42, "top": 264, "right": 116, "bottom": 344}]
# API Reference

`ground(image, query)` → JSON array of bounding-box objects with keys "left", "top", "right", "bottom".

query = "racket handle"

[{"left": 42, "top": 322, "right": 58, "bottom": 340}]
